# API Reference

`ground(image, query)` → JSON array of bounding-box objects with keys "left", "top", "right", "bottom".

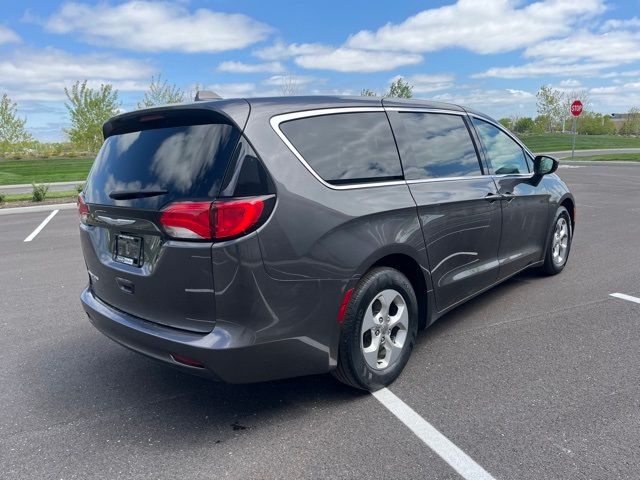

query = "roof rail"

[{"left": 194, "top": 90, "right": 222, "bottom": 101}]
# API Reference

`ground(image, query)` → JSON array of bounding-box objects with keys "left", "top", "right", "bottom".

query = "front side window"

[
  {"left": 472, "top": 118, "right": 530, "bottom": 175},
  {"left": 388, "top": 112, "right": 482, "bottom": 179},
  {"left": 279, "top": 112, "right": 403, "bottom": 185}
]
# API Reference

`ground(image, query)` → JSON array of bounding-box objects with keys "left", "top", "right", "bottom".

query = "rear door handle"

[{"left": 484, "top": 192, "right": 500, "bottom": 203}]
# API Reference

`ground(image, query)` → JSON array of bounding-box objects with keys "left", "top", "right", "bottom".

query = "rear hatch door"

[{"left": 80, "top": 109, "right": 242, "bottom": 333}]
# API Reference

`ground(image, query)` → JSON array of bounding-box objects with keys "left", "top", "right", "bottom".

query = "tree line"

[
  {"left": 500, "top": 84, "right": 639, "bottom": 136},
  {"left": 1, "top": 78, "right": 639, "bottom": 156}
]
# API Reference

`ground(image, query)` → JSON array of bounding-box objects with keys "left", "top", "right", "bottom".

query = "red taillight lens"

[
  {"left": 77, "top": 194, "right": 89, "bottom": 224},
  {"left": 213, "top": 197, "right": 265, "bottom": 240},
  {"left": 160, "top": 201, "right": 213, "bottom": 239},
  {"left": 160, "top": 196, "right": 271, "bottom": 241}
]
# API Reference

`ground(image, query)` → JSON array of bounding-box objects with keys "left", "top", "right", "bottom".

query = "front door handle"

[
  {"left": 484, "top": 192, "right": 500, "bottom": 203},
  {"left": 501, "top": 192, "right": 516, "bottom": 202}
]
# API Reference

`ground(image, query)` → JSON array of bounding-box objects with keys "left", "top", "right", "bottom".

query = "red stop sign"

[{"left": 570, "top": 100, "right": 583, "bottom": 117}]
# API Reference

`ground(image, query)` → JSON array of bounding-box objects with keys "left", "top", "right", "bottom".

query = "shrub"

[
  {"left": 75, "top": 183, "right": 85, "bottom": 193},
  {"left": 0, "top": 192, "right": 5, "bottom": 203},
  {"left": 32, "top": 183, "right": 49, "bottom": 202}
]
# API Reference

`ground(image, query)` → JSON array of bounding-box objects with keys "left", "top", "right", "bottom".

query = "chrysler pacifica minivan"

[{"left": 79, "top": 96, "right": 574, "bottom": 390}]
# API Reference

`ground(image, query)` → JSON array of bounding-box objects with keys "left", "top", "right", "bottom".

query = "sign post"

[{"left": 570, "top": 100, "right": 583, "bottom": 159}]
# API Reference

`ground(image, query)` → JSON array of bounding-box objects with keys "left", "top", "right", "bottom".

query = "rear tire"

[
  {"left": 332, "top": 267, "right": 418, "bottom": 391},
  {"left": 541, "top": 206, "right": 572, "bottom": 275}
]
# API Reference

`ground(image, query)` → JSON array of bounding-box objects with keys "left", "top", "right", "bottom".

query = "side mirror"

[{"left": 533, "top": 155, "right": 558, "bottom": 176}]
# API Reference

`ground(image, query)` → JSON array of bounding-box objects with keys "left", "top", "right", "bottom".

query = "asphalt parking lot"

[{"left": 1, "top": 162, "right": 639, "bottom": 479}]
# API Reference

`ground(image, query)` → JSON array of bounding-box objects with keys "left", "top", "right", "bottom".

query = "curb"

[{"left": 0, "top": 202, "right": 76, "bottom": 216}]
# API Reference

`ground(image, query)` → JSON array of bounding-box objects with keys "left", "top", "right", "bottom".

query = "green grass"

[
  {"left": 0, "top": 157, "right": 93, "bottom": 185},
  {"left": 561, "top": 153, "right": 640, "bottom": 162},
  {"left": 2, "top": 189, "right": 78, "bottom": 202},
  {"left": 520, "top": 134, "right": 640, "bottom": 152}
]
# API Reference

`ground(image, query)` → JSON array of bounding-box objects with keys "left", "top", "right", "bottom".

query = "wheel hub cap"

[
  {"left": 551, "top": 217, "right": 569, "bottom": 266},
  {"left": 360, "top": 289, "right": 409, "bottom": 370}
]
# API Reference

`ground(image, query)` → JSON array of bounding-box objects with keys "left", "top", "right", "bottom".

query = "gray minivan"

[{"left": 79, "top": 96, "right": 574, "bottom": 390}]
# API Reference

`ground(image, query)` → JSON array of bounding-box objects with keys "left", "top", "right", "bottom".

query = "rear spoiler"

[{"left": 102, "top": 99, "right": 250, "bottom": 139}]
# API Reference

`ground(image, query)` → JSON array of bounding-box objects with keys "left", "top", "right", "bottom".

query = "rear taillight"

[
  {"left": 77, "top": 194, "right": 89, "bottom": 224},
  {"left": 160, "top": 196, "right": 272, "bottom": 241},
  {"left": 213, "top": 197, "right": 265, "bottom": 240},
  {"left": 160, "top": 201, "right": 213, "bottom": 239}
]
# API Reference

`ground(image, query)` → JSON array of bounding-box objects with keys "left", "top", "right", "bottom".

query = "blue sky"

[{"left": 1, "top": 0, "right": 640, "bottom": 141}]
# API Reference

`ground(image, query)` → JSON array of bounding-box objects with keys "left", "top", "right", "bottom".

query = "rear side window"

[
  {"left": 84, "top": 122, "right": 240, "bottom": 208},
  {"left": 471, "top": 118, "right": 530, "bottom": 175},
  {"left": 279, "top": 112, "right": 403, "bottom": 185},
  {"left": 388, "top": 112, "right": 482, "bottom": 180}
]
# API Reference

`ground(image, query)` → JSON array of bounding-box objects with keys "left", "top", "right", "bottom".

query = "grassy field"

[
  {"left": 2, "top": 189, "right": 78, "bottom": 202},
  {"left": 520, "top": 134, "right": 640, "bottom": 152},
  {"left": 0, "top": 157, "right": 93, "bottom": 185},
  {"left": 562, "top": 153, "right": 640, "bottom": 162}
]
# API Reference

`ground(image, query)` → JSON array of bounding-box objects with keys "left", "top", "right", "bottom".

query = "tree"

[
  {"left": 64, "top": 81, "right": 120, "bottom": 152},
  {"left": 137, "top": 75, "right": 185, "bottom": 108},
  {"left": 0, "top": 93, "right": 33, "bottom": 153},
  {"left": 620, "top": 107, "right": 640, "bottom": 135},
  {"left": 513, "top": 117, "right": 535, "bottom": 134},
  {"left": 578, "top": 112, "right": 616, "bottom": 135},
  {"left": 386, "top": 78, "right": 413, "bottom": 98},
  {"left": 280, "top": 73, "right": 300, "bottom": 96},
  {"left": 360, "top": 89, "right": 378, "bottom": 97},
  {"left": 536, "top": 85, "right": 563, "bottom": 132},
  {"left": 498, "top": 118, "right": 513, "bottom": 130}
]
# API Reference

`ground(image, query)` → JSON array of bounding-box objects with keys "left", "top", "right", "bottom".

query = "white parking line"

[
  {"left": 372, "top": 388, "right": 496, "bottom": 480},
  {"left": 610, "top": 293, "right": 640, "bottom": 304},
  {"left": 23, "top": 209, "right": 59, "bottom": 242}
]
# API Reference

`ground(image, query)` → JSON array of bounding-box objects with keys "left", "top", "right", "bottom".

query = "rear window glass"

[
  {"left": 279, "top": 112, "right": 403, "bottom": 185},
  {"left": 388, "top": 112, "right": 482, "bottom": 179},
  {"left": 84, "top": 123, "right": 240, "bottom": 208}
]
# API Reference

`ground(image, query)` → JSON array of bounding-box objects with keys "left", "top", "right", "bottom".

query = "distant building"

[{"left": 610, "top": 113, "right": 630, "bottom": 129}]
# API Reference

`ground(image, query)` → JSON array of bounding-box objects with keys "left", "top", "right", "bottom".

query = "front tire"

[
  {"left": 332, "top": 267, "right": 418, "bottom": 391},
  {"left": 541, "top": 206, "right": 572, "bottom": 275}
]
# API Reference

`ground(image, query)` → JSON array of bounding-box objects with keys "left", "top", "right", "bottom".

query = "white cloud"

[
  {"left": 432, "top": 88, "right": 535, "bottom": 107},
  {"left": 295, "top": 48, "right": 422, "bottom": 72},
  {"left": 216, "top": 61, "right": 284, "bottom": 74},
  {"left": 524, "top": 30, "right": 640, "bottom": 65},
  {"left": 0, "top": 26, "right": 20, "bottom": 44},
  {"left": 346, "top": 0, "right": 605, "bottom": 54},
  {"left": 203, "top": 82, "right": 259, "bottom": 98},
  {"left": 474, "top": 61, "right": 614, "bottom": 79},
  {"left": 393, "top": 74, "right": 455, "bottom": 93},
  {"left": 601, "top": 69, "right": 640, "bottom": 79},
  {"left": 600, "top": 17, "right": 640, "bottom": 31},
  {"left": 0, "top": 48, "right": 155, "bottom": 101},
  {"left": 44, "top": 1, "right": 272, "bottom": 53},
  {"left": 558, "top": 79, "right": 582, "bottom": 88},
  {"left": 253, "top": 41, "right": 332, "bottom": 60},
  {"left": 262, "top": 75, "right": 320, "bottom": 87}
]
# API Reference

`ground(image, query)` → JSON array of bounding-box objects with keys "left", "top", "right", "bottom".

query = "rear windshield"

[{"left": 84, "top": 122, "right": 240, "bottom": 209}]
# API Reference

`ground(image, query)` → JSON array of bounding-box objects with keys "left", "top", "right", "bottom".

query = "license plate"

[{"left": 114, "top": 234, "right": 143, "bottom": 267}]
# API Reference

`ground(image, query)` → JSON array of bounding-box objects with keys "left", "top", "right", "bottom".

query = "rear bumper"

[{"left": 81, "top": 287, "right": 333, "bottom": 383}]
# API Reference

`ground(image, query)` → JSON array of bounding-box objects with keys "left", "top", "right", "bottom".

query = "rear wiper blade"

[{"left": 109, "top": 189, "right": 168, "bottom": 200}]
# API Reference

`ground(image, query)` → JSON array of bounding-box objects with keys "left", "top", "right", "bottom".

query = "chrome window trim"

[
  {"left": 270, "top": 107, "right": 538, "bottom": 190},
  {"left": 270, "top": 107, "right": 408, "bottom": 191},
  {"left": 468, "top": 113, "right": 537, "bottom": 172},
  {"left": 405, "top": 175, "right": 487, "bottom": 184},
  {"left": 384, "top": 107, "right": 467, "bottom": 116}
]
